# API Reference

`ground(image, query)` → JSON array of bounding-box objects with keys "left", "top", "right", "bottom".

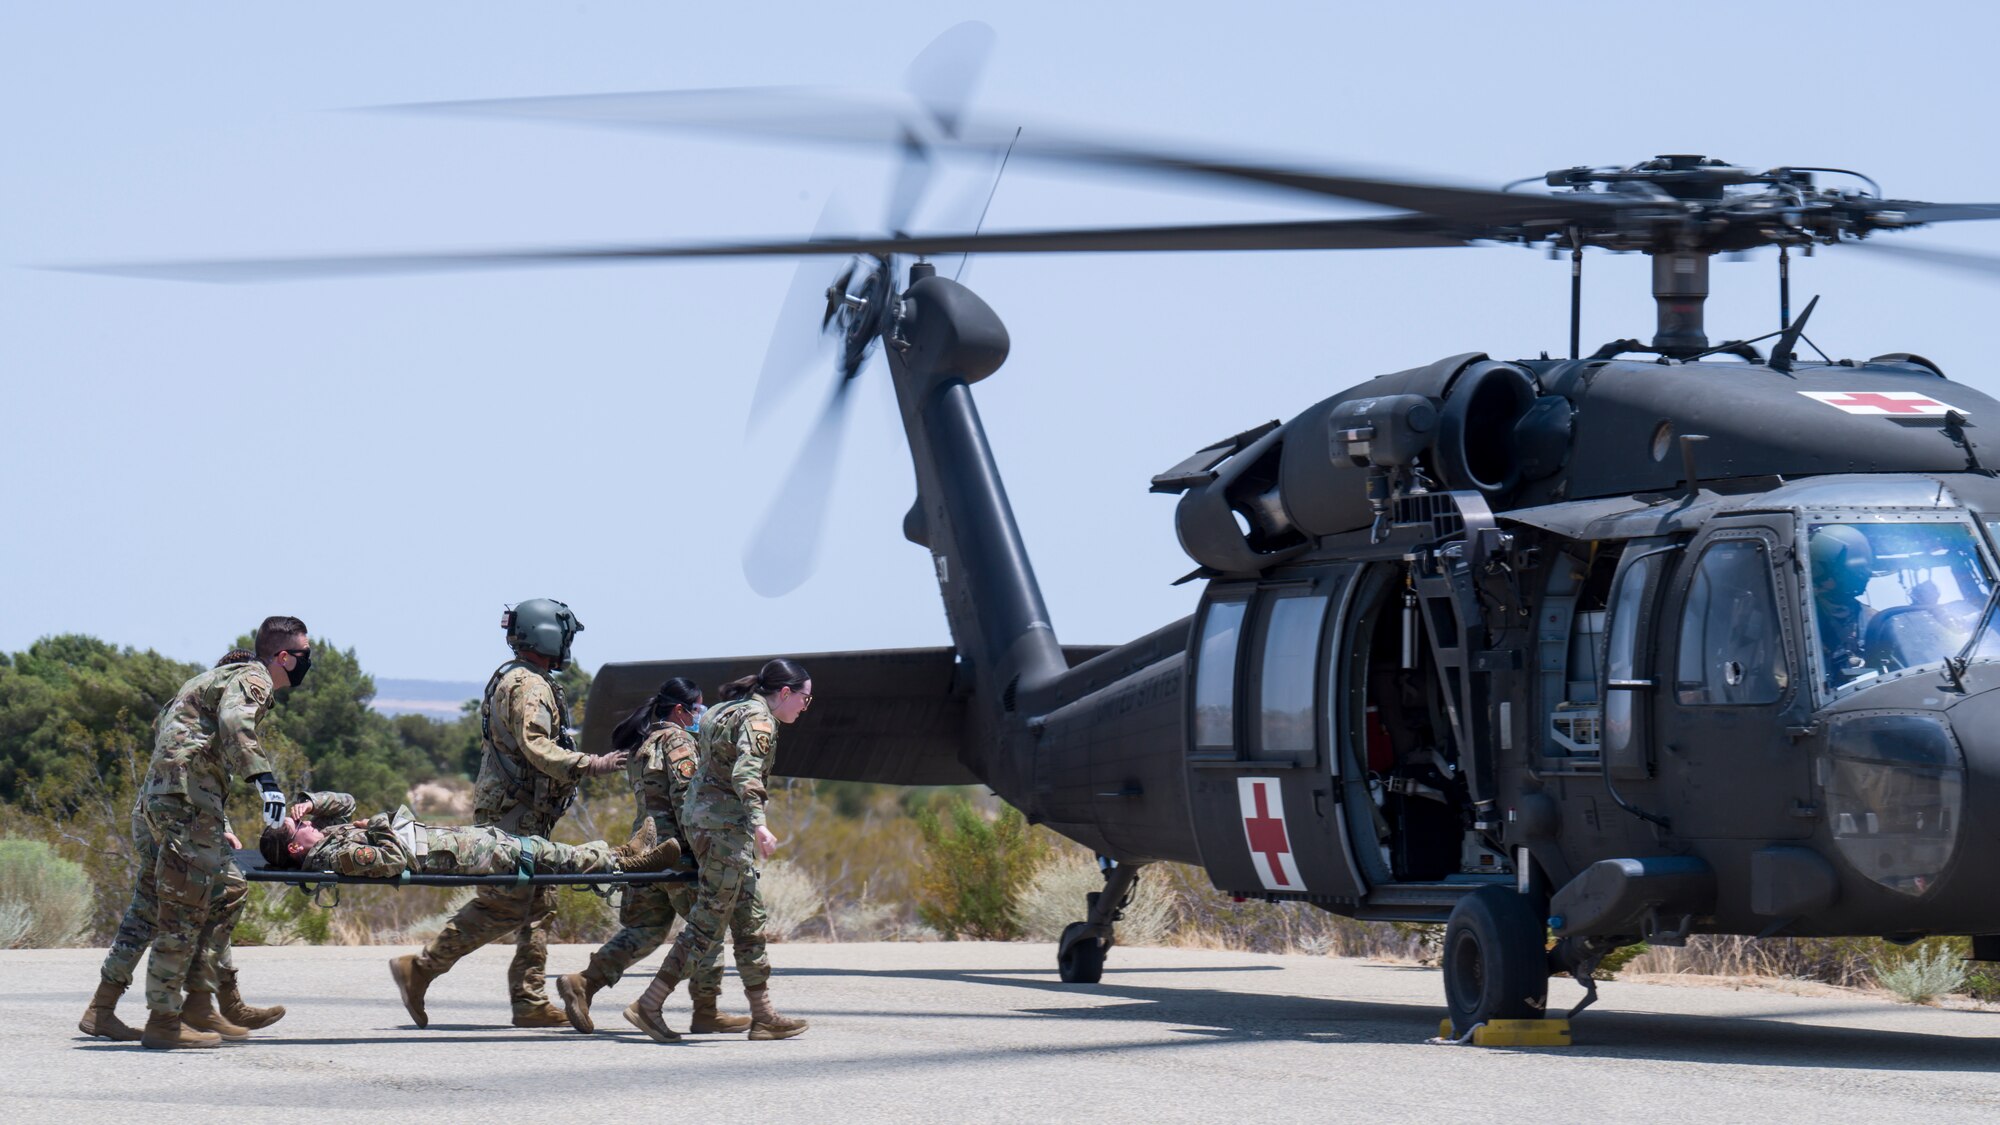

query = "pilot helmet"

[
  {"left": 503, "top": 598, "right": 585, "bottom": 669},
  {"left": 1810, "top": 525, "right": 1875, "bottom": 599}
]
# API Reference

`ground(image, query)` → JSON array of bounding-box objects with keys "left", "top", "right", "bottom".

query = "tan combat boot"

[
  {"left": 390, "top": 954, "right": 439, "bottom": 1029},
  {"left": 557, "top": 969, "right": 608, "bottom": 1034},
  {"left": 512, "top": 1000, "right": 568, "bottom": 1028},
  {"left": 140, "top": 1010, "right": 221, "bottom": 1050},
  {"left": 218, "top": 967, "right": 286, "bottom": 1029},
  {"left": 77, "top": 979, "right": 142, "bottom": 1042},
  {"left": 180, "top": 990, "right": 251, "bottom": 1041},
  {"left": 622, "top": 969, "right": 683, "bottom": 1043},
  {"left": 745, "top": 985, "right": 809, "bottom": 1041},
  {"left": 617, "top": 837, "right": 682, "bottom": 873},
  {"left": 688, "top": 992, "right": 752, "bottom": 1034}
]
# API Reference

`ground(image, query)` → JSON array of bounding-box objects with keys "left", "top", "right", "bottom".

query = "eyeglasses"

[{"left": 788, "top": 688, "right": 813, "bottom": 709}]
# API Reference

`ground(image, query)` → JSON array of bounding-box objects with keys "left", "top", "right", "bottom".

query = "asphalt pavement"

[{"left": 6, "top": 942, "right": 2000, "bottom": 1123}]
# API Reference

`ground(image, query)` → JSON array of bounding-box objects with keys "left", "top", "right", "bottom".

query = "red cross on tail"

[
  {"left": 1800, "top": 391, "right": 1959, "bottom": 416},
  {"left": 1237, "top": 777, "right": 1304, "bottom": 891}
]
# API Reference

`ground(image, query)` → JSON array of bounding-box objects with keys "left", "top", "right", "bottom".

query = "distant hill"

[{"left": 371, "top": 678, "right": 482, "bottom": 720}]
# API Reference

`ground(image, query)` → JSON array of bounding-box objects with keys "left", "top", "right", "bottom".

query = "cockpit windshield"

[{"left": 1808, "top": 520, "right": 1998, "bottom": 694}]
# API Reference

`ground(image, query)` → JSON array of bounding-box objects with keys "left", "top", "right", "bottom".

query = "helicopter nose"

[{"left": 1816, "top": 707, "right": 1971, "bottom": 898}]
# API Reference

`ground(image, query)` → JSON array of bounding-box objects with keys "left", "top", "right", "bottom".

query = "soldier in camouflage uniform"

[
  {"left": 259, "top": 790, "right": 678, "bottom": 877},
  {"left": 625, "top": 659, "right": 815, "bottom": 1043},
  {"left": 389, "top": 599, "right": 629, "bottom": 1029},
  {"left": 83, "top": 651, "right": 287, "bottom": 1045},
  {"left": 557, "top": 678, "right": 750, "bottom": 1035},
  {"left": 78, "top": 617, "right": 310, "bottom": 1051}
]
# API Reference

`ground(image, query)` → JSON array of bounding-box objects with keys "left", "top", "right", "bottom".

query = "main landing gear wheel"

[
  {"left": 1057, "top": 921, "right": 1107, "bottom": 984},
  {"left": 1441, "top": 885, "right": 1550, "bottom": 1033}
]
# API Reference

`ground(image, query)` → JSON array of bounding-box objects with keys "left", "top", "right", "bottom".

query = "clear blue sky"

[{"left": 8, "top": 1, "right": 2000, "bottom": 681}]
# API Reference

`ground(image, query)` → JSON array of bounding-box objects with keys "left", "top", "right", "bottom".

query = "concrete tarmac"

[{"left": 7, "top": 942, "right": 2000, "bottom": 1123}]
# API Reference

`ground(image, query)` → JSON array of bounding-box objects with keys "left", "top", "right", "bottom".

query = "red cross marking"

[
  {"left": 1244, "top": 783, "right": 1292, "bottom": 887},
  {"left": 1822, "top": 393, "right": 1943, "bottom": 414}
]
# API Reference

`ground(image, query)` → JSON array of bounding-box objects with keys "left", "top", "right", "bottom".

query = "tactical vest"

[{"left": 475, "top": 659, "right": 578, "bottom": 835}]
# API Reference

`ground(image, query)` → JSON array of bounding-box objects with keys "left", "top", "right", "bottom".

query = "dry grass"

[{"left": 1017, "top": 848, "right": 1178, "bottom": 947}]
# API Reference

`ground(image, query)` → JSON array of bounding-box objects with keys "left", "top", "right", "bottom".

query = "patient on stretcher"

[{"left": 257, "top": 791, "right": 680, "bottom": 878}]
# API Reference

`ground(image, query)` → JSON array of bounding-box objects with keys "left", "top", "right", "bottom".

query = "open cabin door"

[{"left": 1184, "top": 568, "right": 1369, "bottom": 902}]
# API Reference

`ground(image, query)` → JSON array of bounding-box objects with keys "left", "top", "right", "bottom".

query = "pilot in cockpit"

[{"left": 1810, "top": 524, "right": 1876, "bottom": 686}]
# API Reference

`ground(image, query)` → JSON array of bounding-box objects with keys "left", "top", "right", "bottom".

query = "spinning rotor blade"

[
  {"left": 741, "top": 378, "right": 856, "bottom": 597},
  {"left": 61, "top": 215, "right": 1471, "bottom": 283},
  {"left": 378, "top": 77, "right": 1631, "bottom": 228},
  {"left": 750, "top": 196, "right": 855, "bottom": 425},
  {"left": 883, "top": 21, "right": 995, "bottom": 233},
  {"left": 1845, "top": 238, "right": 2000, "bottom": 280},
  {"left": 1879, "top": 201, "right": 2000, "bottom": 224}
]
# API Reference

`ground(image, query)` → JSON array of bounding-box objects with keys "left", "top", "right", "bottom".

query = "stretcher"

[{"left": 231, "top": 848, "right": 696, "bottom": 889}]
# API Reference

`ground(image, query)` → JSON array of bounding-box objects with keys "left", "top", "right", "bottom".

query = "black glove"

[{"left": 254, "top": 773, "right": 287, "bottom": 828}]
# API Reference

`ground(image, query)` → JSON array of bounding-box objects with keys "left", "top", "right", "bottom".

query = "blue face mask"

[{"left": 685, "top": 703, "right": 705, "bottom": 734}]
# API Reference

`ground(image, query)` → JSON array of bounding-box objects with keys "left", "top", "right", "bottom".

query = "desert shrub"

[
  {"left": 1158, "top": 863, "right": 1430, "bottom": 958},
  {"left": 0, "top": 837, "right": 93, "bottom": 947},
  {"left": 1595, "top": 942, "right": 1649, "bottom": 980},
  {"left": 760, "top": 860, "right": 824, "bottom": 941},
  {"left": 545, "top": 886, "right": 616, "bottom": 943},
  {"left": 914, "top": 797, "right": 1048, "bottom": 940},
  {"left": 1873, "top": 941, "right": 1966, "bottom": 1004},
  {"left": 1017, "top": 849, "right": 1177, "bottom": 947},
  {"left": 1625, "top": 935, "right": 1884, "bottom": 987},
  {"left": 0, "top": 900, "right": 34, "bottom": 948},
  {"left": 231, "top": 883, "right": 331, "bottom": 946}
]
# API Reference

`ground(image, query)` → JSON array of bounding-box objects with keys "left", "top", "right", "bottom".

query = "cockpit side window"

[
  {"left": 1675, "top": 539, "right": 1789, "bottom": 706},
  {"left": 1807, "top": 520, "right": 1995, "bottom": 693}
]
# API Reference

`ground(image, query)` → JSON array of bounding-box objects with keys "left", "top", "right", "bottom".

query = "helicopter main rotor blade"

[
  {"left": 60, "top": 215, "right": 1472, "bottom": 284},
  {"left": 1845, "top": 238, "right": 2000, "bottom": 280},
  {"left": 741, "top": 378, "right": 855, "bottom": 597},
  {"left": 1881, "top": 201, "right": 2000, "bottom": 224},
  {"left": 375, "top": 84, "right": 1631, "bottom": 226}
]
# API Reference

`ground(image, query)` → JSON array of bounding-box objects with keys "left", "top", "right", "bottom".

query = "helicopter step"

[{"left": 1057, "top": 857, "right": 1148, "bottom": 984}]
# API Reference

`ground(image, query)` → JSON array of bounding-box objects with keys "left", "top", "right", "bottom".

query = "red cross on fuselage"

[
  {"left": 1824, "top": 393, "right": 1941, "bottom": 414},
  {"left": 1245, "top": 783, "right": 1292, "bottom": 887}
]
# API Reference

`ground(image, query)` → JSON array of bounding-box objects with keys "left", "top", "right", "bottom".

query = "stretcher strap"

[{"left": 515, "top": 834, "right": 536, "bottom": 885}]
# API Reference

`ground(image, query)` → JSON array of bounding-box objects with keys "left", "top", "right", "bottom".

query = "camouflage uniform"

[
  {"left": 296, "top": 796, "right": 619, "bottom": 878},
  {"left": 99, "top": 812, "right": 251, "bottom": 997},
  {"left": 579, "top": 722, "right": 724, "bottom": 995},
  {"left": 656, "top": 694, "right": 777, "bottom": 992},
  {"left": 414, "top": 659, "right": 589, "bottom": 1011},
  {"left": 115, "top": 661, "right": 277, "bottom": 1015}
]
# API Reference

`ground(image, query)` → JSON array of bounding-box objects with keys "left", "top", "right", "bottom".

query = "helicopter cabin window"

[
  {"left": 1675, "top": 539, "right": 1787, "bottom": 706},
  {"left": 1251, "top": 591, "right": 1329, "bottom": 762},
  {"left": 1807, "top": 520, "right": 1996, "bottom": 694},
  {"left": 1193, "top": 596, "right": 1248, "bottom": 753},
  {"left": 1542, "top": 543, "right": 1621, "bottom": 761},
  {"left": 1603, "top": 550, "right": 1668, "bottom": 758}
]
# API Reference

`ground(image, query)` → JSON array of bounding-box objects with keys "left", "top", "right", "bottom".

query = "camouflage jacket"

[
  {"left": 296, "top": 797, "right": 503, "bottom": 878},
  {"left": 682, "top": 693, "right": 778, "bottom": 836},
  {"left": 472, "top": 659, "right": 587, "bottom": 837},
  {"left": 630, "top": 721, "right": 700, "bottom": 855},
  {"left": 140, "top": 660, "right": 279, "bottom": 817}
]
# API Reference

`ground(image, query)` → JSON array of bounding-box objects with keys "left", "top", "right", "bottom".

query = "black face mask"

[{"left": 286, "top": 649, "right": 312, "bottom": 687}]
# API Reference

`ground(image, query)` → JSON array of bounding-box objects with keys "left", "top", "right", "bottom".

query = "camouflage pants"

[
  {"left": 418, "top": 830, "right": 614, "bottom": 877},
  {"left": 416, "top": 883, "right": 557, "bottom": 1010},
  {"left": 97, "top": 807, "right": 249, "bottom": 993},
  {"left": 583, "top": 864, "right": 725, "bottom": 997},
  {"left": 128, "top": 796, "right": 238, "bottom": 1015},
  {"left": 657, "top": 829, "right": 770, "bottom": 992}
]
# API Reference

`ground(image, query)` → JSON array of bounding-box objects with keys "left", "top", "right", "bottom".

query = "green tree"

[{"left": 913, "top": 797, "right": 1048, "bottom": 940}]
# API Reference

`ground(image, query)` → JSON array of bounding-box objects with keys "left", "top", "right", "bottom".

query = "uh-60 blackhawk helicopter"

[{"left": 76, "top": 36, "right": 2000, "bottom": 1033}]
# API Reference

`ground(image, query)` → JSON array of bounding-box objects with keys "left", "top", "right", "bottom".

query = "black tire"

[
  {"left": 1057, "top": 921, "right": 1107, "bottom": 984},
  {"left": 1441, "top": 885, "right": 1549, "bottom": 1033}
]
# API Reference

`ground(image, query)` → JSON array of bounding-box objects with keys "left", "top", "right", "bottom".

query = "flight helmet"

[{"left": 503, "top": 598, "right": 585, "bottom": 669}]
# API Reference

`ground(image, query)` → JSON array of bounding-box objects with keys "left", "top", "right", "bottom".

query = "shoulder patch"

[
  {"left": 745, "top": 714, "right": 778, "bottom": 737},
  {"left": 353, "top": 845, "right": 378, "bottom": 867},
  {"left": 674, "top": 758, "right": 698, "bottom": 780}
]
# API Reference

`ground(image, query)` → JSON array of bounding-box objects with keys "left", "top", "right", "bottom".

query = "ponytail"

[
  {"left": 718, "top": 658, "right": 810, "bottom": 701},
  {"left": 612, "top": 675, "right": 705, "bottom": 750}
]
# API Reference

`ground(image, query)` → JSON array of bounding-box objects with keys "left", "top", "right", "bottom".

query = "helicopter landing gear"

[
  {"left": 1057, "top": 856, "right": 1146, "bottom": 984},
  {"left": 1441, "top": 885, "right": 1550, "bottom": 1034}
]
